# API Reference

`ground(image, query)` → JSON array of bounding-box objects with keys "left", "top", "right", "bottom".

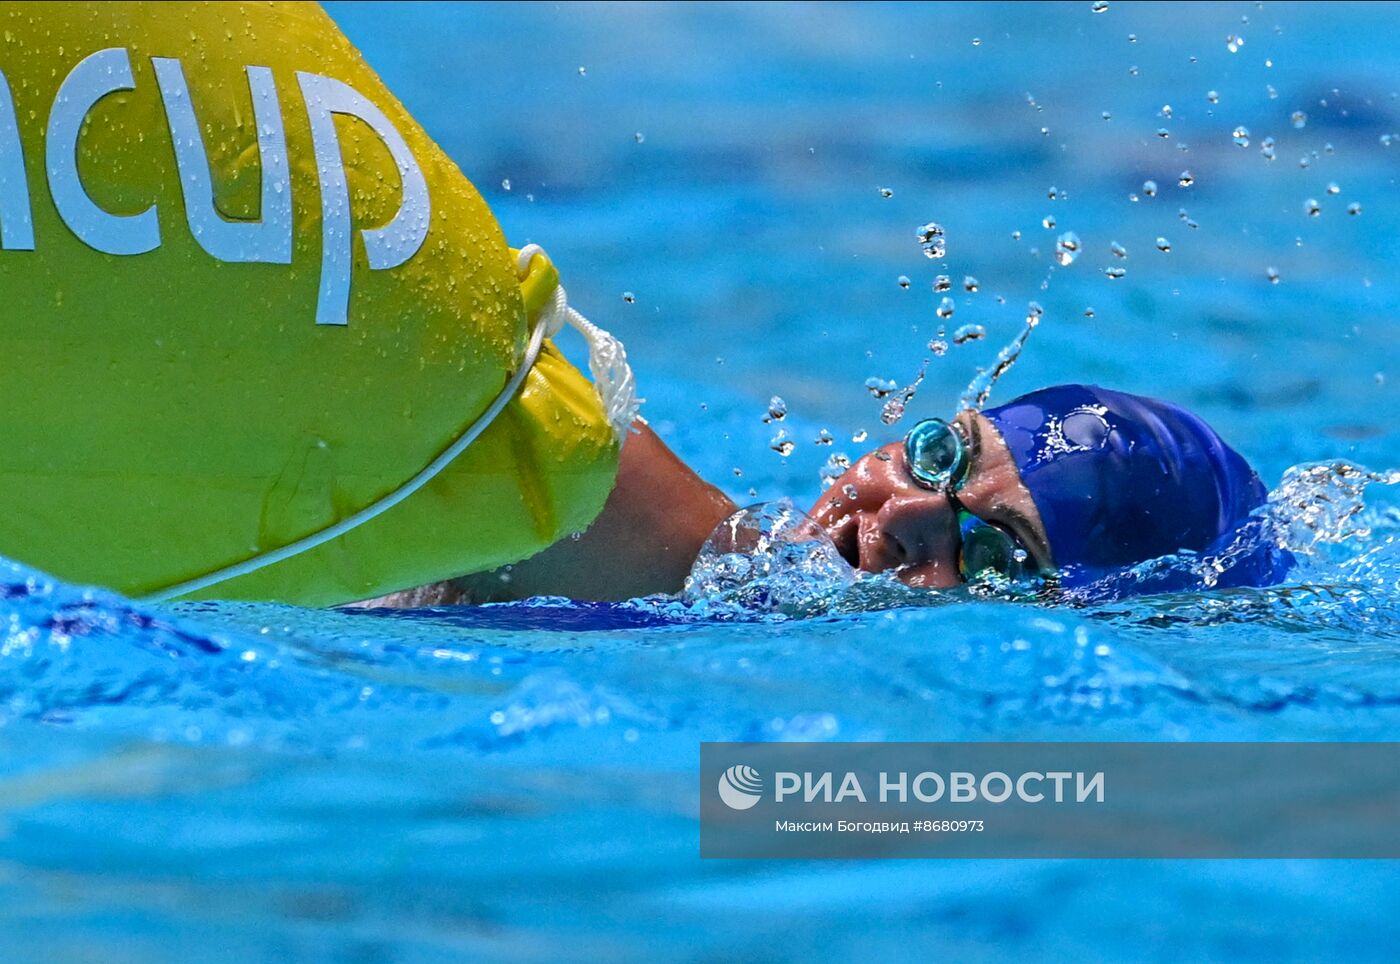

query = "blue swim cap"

[{"left": 982, "top": 384, "right": 1292, "bottom": 589}]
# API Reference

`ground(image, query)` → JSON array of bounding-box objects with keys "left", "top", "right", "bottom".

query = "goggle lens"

[
  {"left": 904, "top": 418, "right": 969, "bottom": 490},
  {"left": 958, "top": 512, "right": 1034, "bottom": 586}
]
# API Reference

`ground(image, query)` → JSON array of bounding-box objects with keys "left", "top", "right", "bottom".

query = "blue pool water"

[{"left": 4, "top": 2, "right": 1400, "bottom": 959}]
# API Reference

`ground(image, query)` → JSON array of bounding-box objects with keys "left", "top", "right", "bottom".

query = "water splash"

[
  {"left": 683, "top": 500, "right": 854, "bottom": 617},
  {"left": 959, "top": 304, "right": 1043, "bottom": 411}
]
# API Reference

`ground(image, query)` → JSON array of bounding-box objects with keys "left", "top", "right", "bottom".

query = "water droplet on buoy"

[
  {"left": 1290, "top": 110, "right": 1307, "bottom": 129},
  {"left": 1143, "top": 179, "right": 1158, "bottom": 197},
  {"left": 1267, "top": 266, "right": 1281, "bottom": 284},
  {"left": 621, "top": 291, "right": 635, "bottom": 304},
  {"left": 1105, "top": 266, "right": 1127, "bottom": 279},
  {"left": 1091, "top": 0, "right": 1109, "bottom": 13},
  {"left": 1110, "top": 241, "right": 1128, "bottom": 258},
  {"left": 879, "top": 186, "right": 893, "bottom": 198},
  {"left": 1326, "top": 181, "right": 1341, "bottom": 195},
  {"left": 1305, "top": 197, "right": 1321, "bottom": 217},
  {"left": 936, "top": 296, "right": 956, "bottom": 319},
  {"left": 1178, "top": 170, "right": 1194, "bottom": 187},
  {"left": 897, "top": 275, "right": 911, "bottom": 289},
  {"left": 1232, "top": 125, "right": 1250, "bottom": 147},
  {"left": 1347, "top": 201, "right": 1362, "bottom": 216},
  {"left": 1226, "top": 33, "right": 1245, "bottom": 53},
  {"left": 1043, "top": 214, "right": 1057, "bottom": 230},
  {"left": 1155, "top": 237, "right": 1172, "bottom": 252},
  {"left": 1207, "top": 90, "right": 1220, "bottom": 104},
  {"left": 963, "top": 275, "right": 980, "bottom": 292},
  {"left": 634, "top": 131, "right": 645, "bottom": 143},
  {"left": 934, "top": 275, "right": 952, "bottom": 292},
  {"left": 762, "top": 396, "right": 788, "bottom": 423}
]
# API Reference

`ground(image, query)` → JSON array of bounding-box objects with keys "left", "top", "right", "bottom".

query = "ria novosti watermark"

[{"left": 700, "top": 742, "right": 1400, "bottom": 858}]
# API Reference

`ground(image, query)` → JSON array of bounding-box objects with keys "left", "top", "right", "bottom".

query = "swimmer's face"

[{"left": 809, "top": 411, "right": 1052, "bottom": 588}]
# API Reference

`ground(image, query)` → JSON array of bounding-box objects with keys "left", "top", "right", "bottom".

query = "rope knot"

[{"left": 515, "top": 244, "right": 641, "bottom": 438}]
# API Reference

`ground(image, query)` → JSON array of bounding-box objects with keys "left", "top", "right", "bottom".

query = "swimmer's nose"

[{"left": 870, "top": 492, "right": 961, "bottom": 583}]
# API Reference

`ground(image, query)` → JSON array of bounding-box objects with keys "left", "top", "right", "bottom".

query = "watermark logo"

[{"left": 717, "top": 764, "right": 763, "bottom": 810}]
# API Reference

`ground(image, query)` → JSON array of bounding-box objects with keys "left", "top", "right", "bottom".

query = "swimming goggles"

[{"left": 903, "top": 417, "right": 1042, "bottom": 588}]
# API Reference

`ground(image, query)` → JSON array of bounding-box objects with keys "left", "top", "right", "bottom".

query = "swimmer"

[
  {"left": 0, "top": 7, "right": 1288, "bottom": 609},
  {"left": 373, "top": 383, "right": 1290, "bottom": 605}
]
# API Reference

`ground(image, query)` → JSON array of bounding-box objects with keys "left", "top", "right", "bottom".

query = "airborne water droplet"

[
  {"left": 917, "top": 222, "right": 946, "bottom": 259},
  {"left": 953, "top": 323, "right": 986, "bottom": 345},
  {"left": 1055, "top": 231, "right": 1081, "bottom": 266}
]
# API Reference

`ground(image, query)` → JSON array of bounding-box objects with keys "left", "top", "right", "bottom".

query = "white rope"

[
  {"left": 516, "top": 244, "right": 640, "bottom": 436},
  {"left": 140, "top": 245, "right": 636, "bottom": 603}
]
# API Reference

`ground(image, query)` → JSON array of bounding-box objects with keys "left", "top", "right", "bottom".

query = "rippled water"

[{"left": 4, "top": 2, "right": 1400, "bottom": 960}]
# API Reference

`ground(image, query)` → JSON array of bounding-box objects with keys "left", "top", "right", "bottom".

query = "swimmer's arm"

[{"left": 357, "top": 421, "right": 734, "bottom": 606}]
